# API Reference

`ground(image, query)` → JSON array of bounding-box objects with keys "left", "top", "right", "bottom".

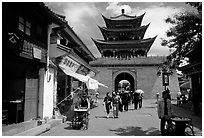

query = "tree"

[{"left": 161, "top": 2, "right": 202, "bottom": 67}]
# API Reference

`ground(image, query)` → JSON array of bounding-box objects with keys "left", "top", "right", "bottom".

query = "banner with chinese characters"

[{"left": 59, "top": 56, "right": 80, "bottom": 73}]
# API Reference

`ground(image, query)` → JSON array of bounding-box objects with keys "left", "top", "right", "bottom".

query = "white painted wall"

[
  {"left": 43, "top": 68, "right": 55, "bottom": 119},
  {"left": 38, "top": 68, "right": 45, "bottom": 119},
  {"left": 38, "top": 68, "right": 56, "bottom": 119}
]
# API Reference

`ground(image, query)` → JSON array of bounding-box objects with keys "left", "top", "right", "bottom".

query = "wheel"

[
  {"left": 184, "top": 125, "right": 195, "bottom": 136},
  {"left": 166, "top": 125, "right": 175, "bottom": 136}
]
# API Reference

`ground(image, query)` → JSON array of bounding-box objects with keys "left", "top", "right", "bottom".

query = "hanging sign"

[
  {"left": 59, "top": 56, "right": 80, "bottom": 72},
  {"left": 33, "top": 47, "right": 42, "bottom": 60}
]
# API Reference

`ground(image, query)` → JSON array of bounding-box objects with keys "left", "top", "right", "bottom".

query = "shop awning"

[
  {"left": 59, "top": 65, "right": 108, "bottom": 90},
  {"left": 180, "top": 81, "right": 190, "bottom": 89}
]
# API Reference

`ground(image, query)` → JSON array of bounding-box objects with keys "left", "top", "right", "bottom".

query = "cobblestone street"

[{"left": 40, "top": 99, "right": 202, "bottom": 136}]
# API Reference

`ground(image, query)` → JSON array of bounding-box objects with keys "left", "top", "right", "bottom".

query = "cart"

[{"left": 71, "top": 107, "right": 89, "bottom": 130}]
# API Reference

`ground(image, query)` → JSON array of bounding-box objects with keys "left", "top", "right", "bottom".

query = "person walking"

[
  {"left": 103, "top": 92, "right": 112, "bottom": 118},
  {"left": 123, "top": 91, "right": 130, "bottom": 111},
  {"left": 157, "top": 90, "right": 174, "bottom": 135},
  {"left": 118, "top": 91, "right": 123, "bottom": 112},
  {"left": 112, "top": 91, "right": 120, "bottom": 118},
  {"left": 133, "top": 91, "right": 140, "bottom": 110},
  {"left": 138, "top": 93, "right": 143, "bottom": 108}
]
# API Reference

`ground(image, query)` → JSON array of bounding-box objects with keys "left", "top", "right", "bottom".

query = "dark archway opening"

[{"left": 115, "top": 72, "right": 134, "bottom": 92}]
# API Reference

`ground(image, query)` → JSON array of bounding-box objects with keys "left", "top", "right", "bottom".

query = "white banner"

[
  {"left": 59, "top": 56, "right": 80, "bottom": 72},
  {"left": 59, "top": 66, "right": 108, "bottom": 91}
]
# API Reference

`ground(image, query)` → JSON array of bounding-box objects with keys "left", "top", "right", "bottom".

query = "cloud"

[
  {"left": 46, "top": 2, "right": 102, "bottom": 57},
  {"left": 46, "top": 2, "right": 185, "bottom": 57},
  {"left": 106, "top": 2, "right": 133, "bottom": 15},
  {"left": 63, "top": 3, "right": 98, "bottom": 25}
]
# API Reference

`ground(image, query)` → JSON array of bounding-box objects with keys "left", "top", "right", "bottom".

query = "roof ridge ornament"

[{"left": 122, "top": 9, "right": 125, "bottom": 14}]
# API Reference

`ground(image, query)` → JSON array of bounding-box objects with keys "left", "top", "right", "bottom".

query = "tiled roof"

[
  {"left": 102, "top": 13, "right": 145, "bottom": 28},
  {"left": 99, "top": 24, "right": 149, "bottom": 32},
  {"left": 92, "top": 36, "right": 157, "bottom": 52},
  {"left": 98, "top": 24, "right": 149, "bottom": 40},
  {"left": 90, "top": 56, "right": 167, "bottom": 66},
  {"left": 93, "top": 36, "right": 156, "bottom": 45},
  {"left": 109, "top": 13, "right": 145, "bottom": 21},
  {"left": 42, "top": 3, "right": 96, "bottom": 61}
]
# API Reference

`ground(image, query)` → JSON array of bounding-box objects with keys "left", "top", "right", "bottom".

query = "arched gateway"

[
  {"left": 114, "top": 72, "right": 135, "bottom": 93},
  {"left": 90, "top": 9, "right": 180, "bottom": 99}
]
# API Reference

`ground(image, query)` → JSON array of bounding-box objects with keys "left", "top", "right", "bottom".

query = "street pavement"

[{"left": 40, "top": 99, "right": 202, "bottom": 136}]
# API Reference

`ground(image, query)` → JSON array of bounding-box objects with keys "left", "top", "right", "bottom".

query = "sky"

[{"left": 45, "top": 2, "right": 195, "bottom": 58}]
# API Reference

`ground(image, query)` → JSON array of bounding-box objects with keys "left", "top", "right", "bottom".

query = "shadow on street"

[
  {"left": 109, "top": 126, "right": 161, "bottom": 136},
  {"left": 95, "top": 116, "right": 114, "bottom": 119}
]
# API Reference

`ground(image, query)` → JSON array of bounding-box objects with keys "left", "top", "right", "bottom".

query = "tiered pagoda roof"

[
  {"left": 102, "top": 13, "right": 145, "bottom": 28},
  {"left": 98, "top": 23, "right": 150, "bottom": 40},
  {"left": 92, "top": 36, "right": 156, "bottom": 51},
  {"left": 92, "top": 9, "right": 157, "bottom": 59}
]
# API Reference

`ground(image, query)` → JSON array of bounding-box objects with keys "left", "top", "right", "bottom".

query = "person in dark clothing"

[
  {"left": 122, "top": 91, "right": 130, "bottom": 111},
  {"left": 157, "top": 90, "right": 174, "bottom": 135},
  {"left": 112, "top": 91, "right": 120, "bottom": 118},
  {"left": 103, "top": 92, "right": 112, "bottom": 118},
  {"left": 133, "top": 92, "right": 140, "bottom": 109},
  {"left": 138, "top": 93, "right": 143, "bottom": 108}
]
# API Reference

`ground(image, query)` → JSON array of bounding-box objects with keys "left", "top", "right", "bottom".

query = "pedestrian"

[
  {"left": 118, "top": 91, "right": 123, "bottom": 112},
  {"left": 157, "top": 90, "right": 174, "bottom": 136},
  {"left": 112, "top": 91, "right": 120, "bottom": 118},
  {"left": 103, "top": 92, "right": 112, "bottom": 118},
  {"left": 133, "top": 91, "right": 140, "bottom": 110},
  {"left": 123, "top": 91, "right": 130, "bottom": 111},
  {"left": 138, "top": 93, "right": 143, "bottom": 108}
]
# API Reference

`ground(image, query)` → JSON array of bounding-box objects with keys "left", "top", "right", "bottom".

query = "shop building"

[
  {"left": 2, "top": 2, "right": 96, "bottom": 126},
  {"left": 179, "top": 43, "right": 202, "bottom": 115}
]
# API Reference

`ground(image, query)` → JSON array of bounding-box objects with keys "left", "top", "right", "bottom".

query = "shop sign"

[
  {"left": 8, "top": 32, "right": 20, "bottom": 44},
  {"left": 33, "top": 47, "right": 42, "bottom": 60},
  {"left": 6, "top": 31, "right": 23, "bottom": 53},
  {"left": 59, "top": 56, "right": 80, "bottom": 72}
]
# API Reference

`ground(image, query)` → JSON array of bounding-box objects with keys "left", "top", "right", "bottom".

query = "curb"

[
  {"left": 14, "top": 124, "right": 51, "bottom": 136},
  {"left": 13, "top": 119, "right": 63, "bottom": 136}
]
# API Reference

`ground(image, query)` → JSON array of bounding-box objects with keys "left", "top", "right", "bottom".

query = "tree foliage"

[{"left": 161, "top": 2, "right": 202, "bottom": 67}]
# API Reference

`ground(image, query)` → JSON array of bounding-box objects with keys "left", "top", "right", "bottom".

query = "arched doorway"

[{"left": 115, "top": 72, "right": 135, "bottom": 92}]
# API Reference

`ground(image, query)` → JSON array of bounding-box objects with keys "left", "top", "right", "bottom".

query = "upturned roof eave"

[
  {"left": 110, "top": 13, "right": 137, "bottom": 19},
  {"left": 91, "top": 38, "right": 103, "bottom": 55},
  {"left": 99, "top": 23, "right": 150, "bottom": 32},
  {"left": 102, "top": 13, "right": 145, "bottom": 28},
  {"left": 94, "top": 36, "right": 156, "bottom": 45},
  {"left": 146, "top": 35, "right": 157, "bottom": 53}
]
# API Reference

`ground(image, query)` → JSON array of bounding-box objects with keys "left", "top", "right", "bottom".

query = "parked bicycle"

[{"left": 164, "top": 116, "right": 195, "bottom": 136}]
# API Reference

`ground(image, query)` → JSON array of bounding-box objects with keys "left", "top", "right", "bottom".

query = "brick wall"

[{"left": 92, "top": 66, "right": 179, "bottom": 99}]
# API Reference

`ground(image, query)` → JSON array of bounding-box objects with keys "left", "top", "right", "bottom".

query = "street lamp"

[{"left": 162, "top": 68, "right": 169, "bottom": 91}]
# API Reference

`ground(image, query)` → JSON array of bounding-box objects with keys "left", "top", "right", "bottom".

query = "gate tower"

[{"left": 90, "top": 9, "right": 180, "bottom": 99}]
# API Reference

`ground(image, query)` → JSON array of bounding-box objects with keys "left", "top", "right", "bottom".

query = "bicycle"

[{"left": 165, "top": 116, "right": 195, "bottom": 136}]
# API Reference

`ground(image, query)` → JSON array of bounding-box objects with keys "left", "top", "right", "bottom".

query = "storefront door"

[{"left": 24, "top": 70, "right": 39, "bottom": 121}]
